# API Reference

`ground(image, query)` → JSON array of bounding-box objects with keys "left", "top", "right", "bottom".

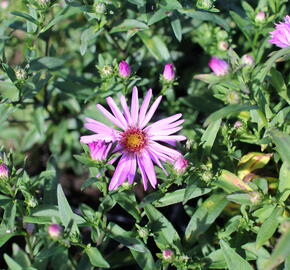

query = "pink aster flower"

[
  {"left": 163, "top": 64, "right": 175, "bottom": 81},
  {"left": 269, "top": 15, "right": 290, "bottom": 48},
  {"left": 119, "top": 60, "right": 131, "bottom": 77},
  {"left": 208, "top": 57, "right": 229, "bottom": 76},
  {"left": 80, "top": 87, "right": 186, "bottom": 190}
]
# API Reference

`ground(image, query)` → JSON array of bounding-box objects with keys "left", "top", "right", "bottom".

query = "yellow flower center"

[
  {"left": 121, "top": 128, "right": 147, "bottom": 153},
  {"left": 126, "top": 133, "right": 143, "bottom": 148}
]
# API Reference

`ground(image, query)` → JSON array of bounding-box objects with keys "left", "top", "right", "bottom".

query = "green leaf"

[
  {"left": 262, "top": 228, "right": 290, "bottom": 270},
  {"left": 128, "top": 0, "right": 145, "bottom": 6},
  {"left": 12, "top": 244, "right": 31, "bottom": 267},
  {"left": 278, "top": 162, "right": 290, "bottom": 201},
  {"left": 4, "top": 254, "right": 22, "bottom": 270},
  {"left": 112, "top": 191, "right": 141, "bottom": 221},
  {"left": 270, "top": 69, "right": 289, "bottom": 104},
  {"left": 131, "top": 249, "right": 156, "bottom": 270},
  {"left": 220, "top": 240, "right": 254, "bottom": 270},
  {"left": 86, "top": 246, "right": 110, "bottom": 268},
  {"left": 111, "top": 19, "right": 149, "bottom": 33},
  {"left": 0, "top": 233, "right": 17, "bottom": 248},
  {"left": 36, "top": 244, "right": 66, "bottom": 260},
  {"left": 144, "top": 204, "right": 181, "bottom": 249},
  {"left": 270, "top": 129, "right": 290, "bottom": 165},
  {"left": 229, "top": 11, "right": 251, "bottom": 41},
  {"left": 160, "top": 0, "right": 182, "bottom": 10},
  {"left": 148, "top": 9, "right": 168, "bottom": 25},
  {"left": 81, "top": 177, "right": 98, "bottom": 190},
  {"left": 256, "top": 206, "right": 283, "bottom": 248},
  {"left": 185, "top": 193, "right": 228, "bottom": 244},
  {"left": 201, "top": 119, "right": 221, "bottom": 152},
  {"left": 205, "top": 104, "right": 258, "bottom": 125},
  {"left": 107, "top": 222, "right": 147, "bottom": 253},
  {"left": 57, "top": 184, "right": 74, "bottom": 228},
  {"left": 170, "top": 14, "right": 182, "bottom": 41},
  {"left": 138, "top": 31, "right": 170, "bottom": 61},
  {"left": 11, "top": 11, "right": 39, "bottom": 25},
  {"left": 30, "top": 57, "right": 65, "bottom": 71},
  {"left": 152, "top": 187, "right": 210, "bottom": 207}
]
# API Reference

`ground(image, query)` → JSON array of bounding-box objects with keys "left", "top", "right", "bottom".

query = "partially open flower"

[
  {"left": 208, "top": 57, "right": 229, "bottom": 76},
  {"left": 119, "top": 60, "right": 131, "bottom": 77},
  {"left": 87, "top": 140, "right": 112, "bottom": 161},
  {"left": 0, "top": 163, "right": 9, "bottom": 179},
  {"left": 241, "top": 54, "right": 254, "bottom": 66},
  {"left": 255, "top": 11, "right": 265, "bottom": 23},
  {"left": 163, "top": 64, "right": 175, "bottom": 81},
  {"left": 174, "top": 156, "right": 188, "bottom": 174},
  {"left": 269, "top": 15, "right": 290, "bottom": 48},
  {"left": 162, "top": 249, "right": 174, "bottom": 261},
  {"left": 48, "top": 224, "right": 62, "bottom": 239}
]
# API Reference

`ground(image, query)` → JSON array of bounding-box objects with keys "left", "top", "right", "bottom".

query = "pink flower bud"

[
  {"left": 119, "top": 60, "right": 131, "bottom": 77},
  {"left": 233, "top": 121, "right": 243, "bottom": 128},
  {"left": 162, "top": 249, "right": 174, "bottom": 260},
  {"left": 87, "top": 141, "right": 112, "bottom": 161},
  {"left": 269, "top": 15, "right": 290, "bottom": 48},
  {"left": 241, "top": 54, "right": 254, "bottom": 66},
  {"left": 255, "top": 11, "right": 265, "bottom": 23},
  {"left": 1, "top": 0, "right": 8, "bottom": 9},
  {"left": 174, "top": 156, "right": 188, "bottom": 174},
  {"left": 48, "top": 224, "right": 62, "bottom": 239},
  {"left": 0, "top": 163, "right": 9, "bottom": 179},
  {"left": 208, "top": 57, "right": 229, "bottom": 76},
  {"left": 163, "top": 64, "right": 175, "bottom": 81},
  {"left": 218, "top": 41, "right": 228, "bottom": 51}
]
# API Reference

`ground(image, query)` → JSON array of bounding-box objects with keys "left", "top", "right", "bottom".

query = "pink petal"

[
  {"left": 80, "top": 134, "right": 113, "bottom": 143},
  {"left": 139, "top": 150, "right": 157, "bottom": 188},
  {"left": 151, "top": 135, "right": 187, "bottom": 141},
  {"left": 109, "top": 154, "right": 130, "bottom": 190},
  {"left": 149, "top": 126, "right": 183, "bottom": 136},
  {"left": 128, "top": 155, "right": 136, "bottom": 184},
  {"left": 131, "top": 86, "right": 139, "bottom": 125},
  {"left": 140, "top": 95, "right": 162, "bottom": 128},
  {"left": 145, "top": 113, "right": 183, "bottom": 131},
  {"left": 149, "top": 151, "right": 168, "bottom": 176},
  {"left": 149, "top": 141, "right": 182, "bottom": 159},
  {"left": 97, "top": 104, "right": 126, "bottom": 130},
  {"left": 120, "top": 95, "right": 133, "bottom": 124},
  {"left": 137, "top": 156, "right": 148, "bottom": 190},
  {"left": 138, "top": 89, "right": 152, "bottom": 125},
  {"left": 106, "top": 97, "right": 128, "bottom": 129}
]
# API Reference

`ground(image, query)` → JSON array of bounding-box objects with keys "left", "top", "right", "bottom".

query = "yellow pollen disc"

[{"left": 127, "top": 134, "right": 142, "bottom": 148}]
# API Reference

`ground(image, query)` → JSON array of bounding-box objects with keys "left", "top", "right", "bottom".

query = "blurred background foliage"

[{"left": 0, "top": 0, "right": 289, "bottom": 269}]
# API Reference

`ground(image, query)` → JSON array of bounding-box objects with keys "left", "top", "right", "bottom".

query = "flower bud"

[
  {"left": 95, "top": 2, "right": 106, "bottom": 14},
  {"left": 15, "top": 68, "right": 27, "bottom": 81},
  {"left": 233, "top": 121, "right": 243, "bottom": 128},
  {"left": 196, "top": 0, "right": 214, "bottom": 10},
  {"left": 0, "top": 163, "right": 9, "bottom": 179},
  {"left": 101, "top": 65, "right": 113, "bottom": 76},
  {"left": 48, "top": 224, "right": 62, "bottom": 239},
  {"left": 162, "top": 249, "right": 174, "bottom": 261},
  {"left": 241, "top": 54, "right": 254, "bottom": 66},
  {"left": 249, "top": 191, "right": 262, "bottom": 205},
  {"left": 119, "top": 60, "right": 131, "bottom": 77},
  {"left": 1, "top": 0, "right": 9, "bottom": 9},
  {"left": 255, "top": 11, "right": 265, "bottom": 23},
  {"left": 218, "top": 41, "right": 229, "bottom": 51},
  {"left": 87, "top": 141, "right": 112, "bottom": 161},
  {"left": 163, "top": 64, "right": 175, "bottom": 81},
  {"left": 208, "top": 57, "right": 229, "bottom": 76},
  {"left": 174, "top": 156, "right": 188, "bottom": 174},
  {"left": 226, "top": 91, "right": 240, "bottom": 104}
]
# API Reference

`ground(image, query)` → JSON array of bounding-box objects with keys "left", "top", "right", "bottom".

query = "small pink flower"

[
  {"left": 80, "top": 87, "right": 186, "bottom": 190},
  {"left": 0, "top": 163, "right": 9, "bottom": 179},
  {"left": 48, "top": 224, "right": 62, "bottom": 239},
  {"left": 255, "top": 11, "right": 265, "bottom": 22},
  {"left": 208, "top": 57, "right": 229, "bottom": 76},
  {"left": 241, "top": 54, "right": 254, "bottom": 66},
  {"left": 174, "top": 156, "right": 188, "bottom": 174},
  {"left": 163, "top": 64, "right": 175, "bottom": 81},
  {"left": 87, "top": 141, "right": 112, "bottom": 161},
  {"left": 1, "top": 0, "right": 9, "bottom": 9},
  {"left": 119, "top": 60, "right": 131, "bottom": 77},
  {"left": 162, "top": 249, "right": 174, "bottom": 260},
  {"left": 269, "top": 15, "right": 290, "bottom": 48},
  {"left": 234, "top": 121, "right": 243, "bottom": 128},
  {"left": 218, "top": 41, "right": 228, "bottom": 51}
]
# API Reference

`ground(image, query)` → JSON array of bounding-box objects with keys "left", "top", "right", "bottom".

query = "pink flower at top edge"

[
  {"left": 269, "top": 15, "right": 290, "bottom": 48},
  {"left": 208, "top": 57, "right": 229, "bottom": 76},
  {"left": 163, "top": 64, "right": 175, "bottom": 81},
  {"left": 80, "top": 87, "right": 186, "bottom": 190}
]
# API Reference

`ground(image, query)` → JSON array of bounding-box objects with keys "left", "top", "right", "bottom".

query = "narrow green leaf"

[
  {"left": 11, "top": 11, "right": 39, "bottom": 25},
  {"left": 148, "top": 9, "right": 167, "bottom": 25},
  {"left": 270, "top": 129, "right": 290, "bottom": 165},
  {"left": 57, "top": 184, "right": 74, "bottom": 227},
  {"left": 86, "top": 246, "right": 110, "bottom": 268},
  {"left": 144, "top": 204, "right": 181, "bottom": 249},
  {"left": 30, "top": 57, "right": 65, "bottom": 71},
  {"left": 0, "top": 233, "right": 17, "bottom": 248},
  {"left": 4, "top": 254, "right": 22, "bottom": 270},
  {"left": 185, "top": 193, "right": 227, "bottom": 244},
  {"left": 131, "top": 249, "right": 156, "bottom": 270},
  {"left": 220, "top": 240, "right": 254, "bottom": 270},
  {"left": 111, "top": 19, "right": 148, "bottom": 33},
  {"left": 279, "top": 162, "right": 290, "bottom": 201},
  {"left": 201, "top": 119, "right": 221, "bottom": 152},
  {"left": 270, "top": 69, "right": 289, "bottom": 104},
  {"left": 171, "top": 14, "right": 182, "bottom": 41},
  {"left": 256, "top": 206, "right": 283, "bottom": 248}
]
